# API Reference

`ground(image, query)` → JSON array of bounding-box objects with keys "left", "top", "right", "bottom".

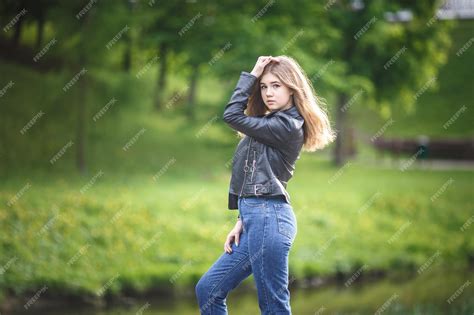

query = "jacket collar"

[
  {"left": 281, "top": 105, "right": 302, "bottom": 118},
  {"left": 264, "top": 105, "right": 303, "bottom": 121}
]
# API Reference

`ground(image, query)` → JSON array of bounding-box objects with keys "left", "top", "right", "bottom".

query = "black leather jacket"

[{"left": 222, "top": 71, "right": 305, "bottom": 211}]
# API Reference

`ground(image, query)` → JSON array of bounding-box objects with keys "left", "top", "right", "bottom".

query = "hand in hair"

[{"left": 250, "top": 56, "right": 280, "bottom": 78}]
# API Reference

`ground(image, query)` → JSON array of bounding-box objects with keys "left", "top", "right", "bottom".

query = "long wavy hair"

[{"left": 238, "top": 55, "right": 336, "bottom": 152}]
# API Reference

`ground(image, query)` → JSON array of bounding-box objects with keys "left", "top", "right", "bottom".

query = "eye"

[
  {"left": 260, "top": 86, "right": 267, "bottom": 90},
  {"left": 273, "top": 84, "right": 280, "bottom": 88}
]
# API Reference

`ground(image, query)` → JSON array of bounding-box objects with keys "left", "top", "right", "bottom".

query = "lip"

[{"left": 267, "top": 100, "right": 275, "bottom": 103}]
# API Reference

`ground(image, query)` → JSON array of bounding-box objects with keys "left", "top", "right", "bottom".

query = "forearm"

[{"left": 222, "top": 71, "right": 257, "bottom": 126}]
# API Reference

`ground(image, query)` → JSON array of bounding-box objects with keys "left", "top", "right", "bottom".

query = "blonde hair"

[{"left": 239, "top": 55, "right": 336, "bottom": 152}]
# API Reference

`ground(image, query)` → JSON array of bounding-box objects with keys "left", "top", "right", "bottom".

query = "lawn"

[{"left": 1, "top": 109, "right": 472, "bottom": 302}]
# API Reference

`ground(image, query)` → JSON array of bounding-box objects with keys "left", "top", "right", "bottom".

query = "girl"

[{"left": 196, "top": 55, "right": 335, "bottom": 314}]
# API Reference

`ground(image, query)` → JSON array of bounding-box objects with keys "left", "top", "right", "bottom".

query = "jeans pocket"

[{"left": 274, "top": 203, "right": 297, "bottom": 242}]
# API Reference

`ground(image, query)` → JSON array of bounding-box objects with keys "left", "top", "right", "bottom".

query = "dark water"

[{"left": 5, "top": 267, "right": 474, "bottom": 314}]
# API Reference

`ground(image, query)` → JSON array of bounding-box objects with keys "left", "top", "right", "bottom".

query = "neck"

[{"left": 281, "top": 102, "right": 294, "bottom": 111}]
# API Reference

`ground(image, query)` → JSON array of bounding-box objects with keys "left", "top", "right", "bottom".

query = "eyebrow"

[{"left": 260, "top": 81, "right": 280, "bottom": 85}]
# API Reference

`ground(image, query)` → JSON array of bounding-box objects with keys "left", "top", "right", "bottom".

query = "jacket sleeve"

[{"left": 222, "top": 71, "right": 297, "bottom": 148}]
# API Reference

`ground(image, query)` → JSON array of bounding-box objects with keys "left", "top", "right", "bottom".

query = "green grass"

[{"left": 1, "top": 107, "right": 472, "bottom": 300}]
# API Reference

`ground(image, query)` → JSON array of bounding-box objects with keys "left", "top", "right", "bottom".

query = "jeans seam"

[
  {"left": 260, "top": 208, "right": 271, "bottom": 312},
  {"left": 207, "top": 253, "right": 250, "bottom": 312}
]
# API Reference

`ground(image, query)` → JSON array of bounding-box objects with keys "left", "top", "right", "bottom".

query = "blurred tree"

[
  {"left": 140, "top": 1, "right": 275, "bottom": 117},
  {"left": 122, "top": 0, "right": 137, "bottom": 72},
  {"left": 140, "top": 1, "right": 186, "bottom": 111},
  {"left": 28, "top": 0, "right": 59, "bottom": 50},
  {"left": 0, "top": 0, "right": 454, "bottom": 171},
  {"left": 0, "top": 0, "right": 26, "bottom": 46},
  {"left": 321, "top": 0, "right": 452, "bottom": 165},
  {"left": 49, "top": 0, "right": 131, "bottom": 174}
]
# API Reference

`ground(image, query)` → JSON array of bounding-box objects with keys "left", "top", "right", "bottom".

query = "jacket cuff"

[{"left": 242, "top": 71, "right": 257, "bottom": 79}]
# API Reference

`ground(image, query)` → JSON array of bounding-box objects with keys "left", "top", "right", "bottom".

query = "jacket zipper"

[
  {"left": 239, "top": 137, "right": 253, "bottom": 197},
  {"left": 250, "top": 151, "right": 256, "bottom": 182}
]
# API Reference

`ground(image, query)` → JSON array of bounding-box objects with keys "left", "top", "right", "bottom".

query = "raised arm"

[{"left": 222, "top": 71, "right": 298, "bottom": 148}]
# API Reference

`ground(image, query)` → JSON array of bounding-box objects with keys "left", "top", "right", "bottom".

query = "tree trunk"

[
  {"left": 186, "top": 64, "right": 198, "bottom": 121},
  {"left": 12, "top": 15, "right": 23, "bottom": 47},
  {"left": 75, "top": 15, "right": 89, "bottom": 175},
  {"left": 155, "top": 42, "right": 168, "bottom": 110},
  {"left": 35, "top": 9, "right": 45, "bottom": 50},
  {"left": 76, "top": 71, "right": 87, "bottom": 175},
  {"left": 123, "top": 42, "right": 131, "bottom": 72},
  {"left": 0, "top": 110, "right": 8, "bottom": 175},
  {"left": 333, "top": 93, "right": 348, "bottom": 166},
  {"left": 122, "top": 0, "right": 135, "bottom": 72}
]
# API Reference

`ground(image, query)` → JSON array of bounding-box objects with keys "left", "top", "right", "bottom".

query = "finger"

[
  {"left": 264, "top": 57, "right": 274, "bottom": 65},
  {"left": 227, "top": 236, "right": 234, "bottom": 246},
  {"left": 235, "top": 234, "right": 240, "bottom": 247},
  {"left": 224, "top": 236, "right": 233, "bottom": 252}
]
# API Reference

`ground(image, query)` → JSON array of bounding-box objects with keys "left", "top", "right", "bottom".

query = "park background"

[{"left": 0, "top": 0, "right": 473, "bottom": 314}]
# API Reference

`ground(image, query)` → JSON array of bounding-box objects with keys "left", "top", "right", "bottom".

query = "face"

[{"left": 259, "top": 72, "right": 294, "bottom": 112}]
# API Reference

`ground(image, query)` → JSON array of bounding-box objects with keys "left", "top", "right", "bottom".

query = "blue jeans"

[{"left": 195, "top": 196, "right": 297, "bottom": 314}]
